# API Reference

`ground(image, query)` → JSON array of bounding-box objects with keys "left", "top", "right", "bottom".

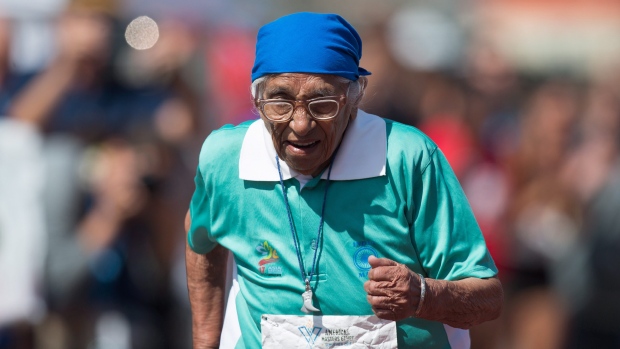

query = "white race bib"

[{"left": 261, "top": 314, "right": 398, "bottom": 349}]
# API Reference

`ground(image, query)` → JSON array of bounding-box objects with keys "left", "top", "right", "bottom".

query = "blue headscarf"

[{"left": 251, "top": 12, "right": 371, "bottom": 82}]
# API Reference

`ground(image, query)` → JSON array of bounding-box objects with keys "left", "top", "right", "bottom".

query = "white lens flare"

[{"left": 125, "top": 16, "right": 159, "bottom": 50}]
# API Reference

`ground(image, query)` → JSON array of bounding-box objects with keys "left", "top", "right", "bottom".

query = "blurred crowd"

[{"left": 0, "top": 0, "right": 619, "bottom": 348}]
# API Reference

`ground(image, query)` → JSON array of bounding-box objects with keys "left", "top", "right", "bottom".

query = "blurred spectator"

[
  {"left": 360, "top": 25, "right": 424, "bottom": 127},
  {"left": 561, "top": 84, "right": 620, "bottom": 203},
  {"left": 553, "top": 81, "right": 620, "bottom": 349},
  {"left": 1, "top": 0, "right": 201, "bottom": 347},
  {"left": 39, "top": 134, "right": 198, "bottom": 349},
  {"left": 118, "top": 16, "right": 201, "bottom": 141},
  {"left": 463, "top": 38, "right": 525, "bottom": 165},
  {"left": 118, "top": 17, "right": 204, "bottom": 348},
  {"left": 7, "top": 0, "right": 167, "bottom": 142},
  {"left": 554, "top": 160, "right": 620, "bottom": 349},
  {"left": 495, "top": 81, "right": 583, "bottom": 349}
]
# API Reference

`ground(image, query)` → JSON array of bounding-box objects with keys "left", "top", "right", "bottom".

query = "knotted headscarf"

[{"left": 251, "top": 12, "right": 371, "bottom": 82}]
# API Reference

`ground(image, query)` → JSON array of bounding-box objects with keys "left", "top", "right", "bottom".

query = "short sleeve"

[
  {"left": 411, "top": 147, "right": 497, "bottom": 281},
  {"left": 187, "top": 165, "right": 217, "bottom": 254}
]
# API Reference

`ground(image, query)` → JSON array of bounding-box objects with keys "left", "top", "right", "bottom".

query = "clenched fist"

[{"left": 364, "top": 256, "right": 423, "bottom": 321}]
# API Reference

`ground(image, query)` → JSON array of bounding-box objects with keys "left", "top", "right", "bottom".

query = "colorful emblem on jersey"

[
  {"left": 352, "top": 241, "right": 378, "bottom": 278},
  {"left": 256, "top": 241, "right": 282, "bottom": 275}
]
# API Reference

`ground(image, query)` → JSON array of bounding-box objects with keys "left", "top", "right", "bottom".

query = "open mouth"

[{"left": 288, "top": 140, "right": 319, "bottom": 149}]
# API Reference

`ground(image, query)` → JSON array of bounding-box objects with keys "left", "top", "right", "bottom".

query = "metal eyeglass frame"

[{"left": 256, "top": 95, "right": 347, "bottom": 123}]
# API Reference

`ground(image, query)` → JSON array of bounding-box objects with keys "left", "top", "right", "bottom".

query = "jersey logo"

[
  {"left": 352, "top": 241, "right": 378, "bottom": 278},
  {"left": 256, "top": 241, "right": 282, "bottom": 275}
]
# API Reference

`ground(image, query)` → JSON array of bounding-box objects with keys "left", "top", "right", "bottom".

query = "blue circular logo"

[{"left": 353, "top": 246, "right": 378, "bottom": 271}]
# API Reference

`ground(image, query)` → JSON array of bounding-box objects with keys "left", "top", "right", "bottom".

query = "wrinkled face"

[{"left": 257, "top": 73, "right": 355, "bottom": 177}]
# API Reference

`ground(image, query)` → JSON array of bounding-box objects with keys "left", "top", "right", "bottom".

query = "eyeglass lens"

[{"left": 263, "top": 100, "right": 339, "bottom": 120}]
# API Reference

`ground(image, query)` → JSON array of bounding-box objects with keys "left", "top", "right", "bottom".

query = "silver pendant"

[{"left": 300, "top": 280, "right": 319, "bottom": 313}]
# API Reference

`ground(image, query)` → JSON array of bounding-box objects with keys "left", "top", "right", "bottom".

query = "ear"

[
  {"left": 349, "top": 77, "right": 369, "bottom": 121},
  {"left": 355, "top": 77, "right": 368, "bottom": 105}
]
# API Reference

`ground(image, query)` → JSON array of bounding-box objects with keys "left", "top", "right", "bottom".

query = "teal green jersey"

[{"left": 188, "top": 112, "right": 497, "bottom": 348}]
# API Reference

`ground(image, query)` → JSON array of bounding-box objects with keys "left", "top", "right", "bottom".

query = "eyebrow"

[
  {"left": 263, "top": 86, "right": 338, "bottom": 99},
  {"left": 311, "top": 87, "right": 338, "bottom": 97},
  {"left": 264, "top": 86, "right": 294, "bottom": 98}
]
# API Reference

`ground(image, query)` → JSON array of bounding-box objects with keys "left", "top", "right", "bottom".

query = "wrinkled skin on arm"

[
  {"left": 185, "top": 210, "right": 228, "bottom": 349},
  {"left": 364, "top": 256, "right": 503, "bottom": 328}
]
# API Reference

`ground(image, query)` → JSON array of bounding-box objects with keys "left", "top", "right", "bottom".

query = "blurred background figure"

[
  {"left": 552, "top": 73, "right": 620, "bottom": 349},
  {"left": 1, "top": 0, "right": 620, "bottom": 348},
  {"left": 1, "top": 0, "right": 201, "bottom": 347}
]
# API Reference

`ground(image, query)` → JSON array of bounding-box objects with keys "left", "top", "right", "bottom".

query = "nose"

[{"left": 288, "top": 105, "right": 313, "bottom": 136}]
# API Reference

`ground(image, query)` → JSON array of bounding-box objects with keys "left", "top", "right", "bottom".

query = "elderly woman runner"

[{"left": 186, "top": 12, "right": 503, "bottom": 349}]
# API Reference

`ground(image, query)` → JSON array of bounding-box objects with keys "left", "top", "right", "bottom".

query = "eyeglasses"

[{"left": 256, "top": 95, "right": 346, "bottom": 122}]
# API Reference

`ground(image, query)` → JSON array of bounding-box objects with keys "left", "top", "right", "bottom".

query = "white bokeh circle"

[{"left": 125, "top": 16, "right": 159, "bottom": 50}]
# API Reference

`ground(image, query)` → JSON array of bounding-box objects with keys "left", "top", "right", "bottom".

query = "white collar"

[{"left": 239, "top": 110, "right": 386, "bottom": 181}]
